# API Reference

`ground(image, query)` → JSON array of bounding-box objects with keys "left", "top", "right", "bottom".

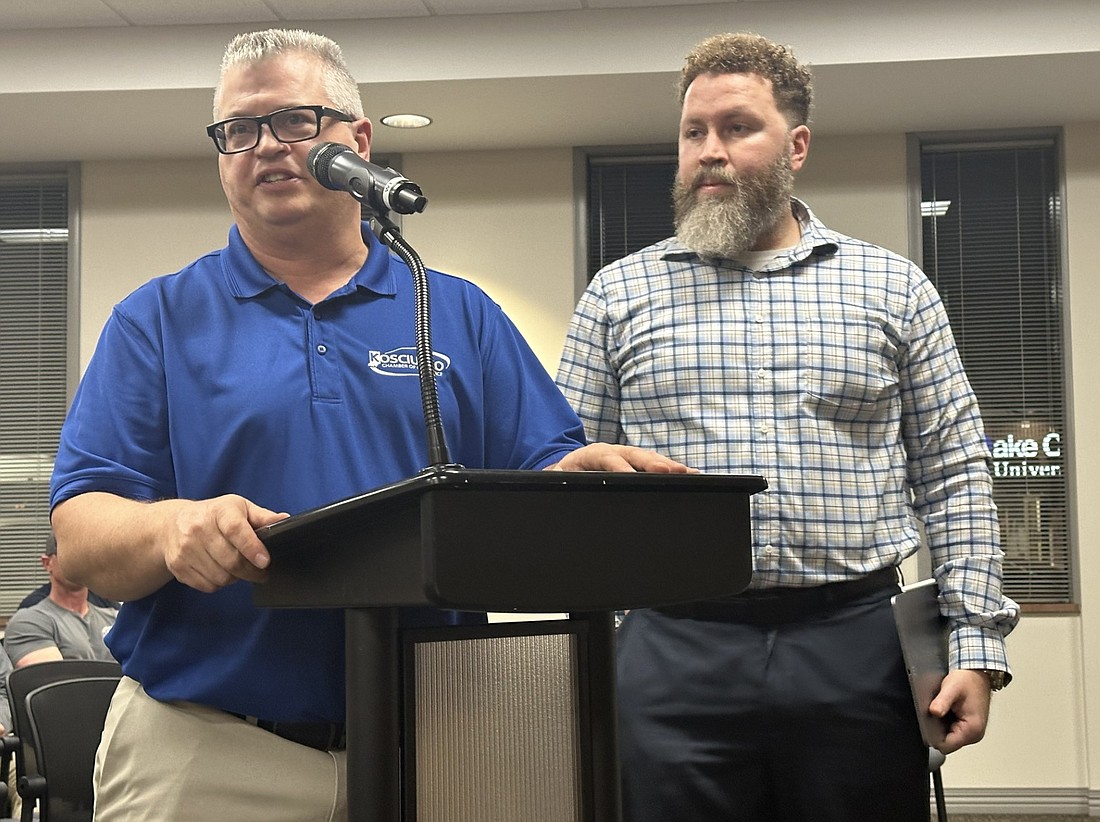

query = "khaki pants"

[{"left": 94, "top": 677, "right": 348, "bottom": 822}]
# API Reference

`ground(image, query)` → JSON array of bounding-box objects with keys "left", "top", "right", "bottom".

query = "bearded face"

[{"left": 673, "top": 144, "right": 795, "bottom": 260}]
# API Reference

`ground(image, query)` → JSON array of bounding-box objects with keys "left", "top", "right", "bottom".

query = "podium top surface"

[
  {"left": 257, "top": 465, "right": 767, "bottom": 550},
  {"left": 254, "top": 465, "right": 767, "bottom": 611}
]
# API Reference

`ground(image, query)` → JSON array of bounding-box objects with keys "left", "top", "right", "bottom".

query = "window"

[
  {"left": 915, "top": 131, "right": 1070, "bottom": 607},
  {"left": 582, "top": 150, "right": 676, "bottom": 281},
  {"left": 0, "top": 168, "right": 76, "bottom": 618}
]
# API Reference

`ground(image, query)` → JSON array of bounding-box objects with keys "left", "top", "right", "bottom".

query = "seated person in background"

[
  {"left": 0, "top": 646, "right": 16, "bottom": 818},
  {"left": 3, "top": 533, "right": 118, "bottom": 668},
  {"left": 16, "top": 532, "right": 119, "bottom": 611},
  {"left": 0, "top": 645, "right": 11, "bottom": 733},
  {"left": 0, "top": 646, "right": 12, "bottom": 817},
  {"left": 18, "top": 584, "right": 118, "bottom": 612}
]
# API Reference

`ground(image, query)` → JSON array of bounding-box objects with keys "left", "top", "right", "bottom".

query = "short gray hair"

[{"left": 213, "top": 28, "right": 364, "bottom": 119}]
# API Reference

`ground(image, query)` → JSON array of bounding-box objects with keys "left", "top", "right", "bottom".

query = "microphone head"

[{"left": 307, "top": 142, "right": 354, "bottom": 190}]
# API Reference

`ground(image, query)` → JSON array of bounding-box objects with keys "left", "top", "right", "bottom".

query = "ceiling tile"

[
  {"left": 586, "top": 0, "right": 725, "bottom": 6},
  {"left": 0, "top": 0, "right": 787, "bottom": 29},
  {"left": 0, "top": 0, "right": 127, "bottom": 29},
  {"left": 104, "top": 0, "right": 278, "bottom": 26},
  {"left": 425, "top": 0, "right": 581, "bottom": 13},
  {"left": 266, "top": 0, "right": 431, "bottom": 20}
]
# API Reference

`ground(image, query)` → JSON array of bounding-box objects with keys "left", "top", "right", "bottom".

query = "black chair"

[
  {"left": 24, "top": 676, "right": 122, "bottom": 822},
  {"left": 5, "top": 660, "right": 122, "bottom": 822},
  {"left": 1, "top": 732, "right": 16, "bottom": 821}
]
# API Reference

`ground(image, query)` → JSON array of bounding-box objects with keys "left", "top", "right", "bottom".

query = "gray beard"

[{"left": 673, "top": 152, "right": 795, "bottom": 260}]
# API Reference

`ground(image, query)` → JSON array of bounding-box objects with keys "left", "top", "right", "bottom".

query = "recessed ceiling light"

[{"left": 381, "top": 113, "right": 432, "bottom": 129}]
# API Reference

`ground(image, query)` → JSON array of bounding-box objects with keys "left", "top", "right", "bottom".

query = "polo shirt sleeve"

[
  {"left": 51, "top": 296, "right": 175, "bottom": 509},
  {"left": 459, "top": 288, "right": 587, "bottom": 470}
]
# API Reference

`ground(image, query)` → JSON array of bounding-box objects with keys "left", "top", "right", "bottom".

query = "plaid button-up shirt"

[{"left": 557, "top": 200, "right": 1018, "bottom": 673}]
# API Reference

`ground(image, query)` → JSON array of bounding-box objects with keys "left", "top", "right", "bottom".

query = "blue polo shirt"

[{"left": 50, "top": 223, "right": 586, "bottom": 722}]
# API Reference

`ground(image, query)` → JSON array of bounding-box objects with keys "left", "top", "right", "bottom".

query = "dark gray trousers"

[{"left": 616, "top": 585, "right": 928, "bottom": 822}]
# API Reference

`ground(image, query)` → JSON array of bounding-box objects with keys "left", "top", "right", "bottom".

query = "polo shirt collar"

[{"left": 222, "top": 222, "right": 399, "bottom": 300}]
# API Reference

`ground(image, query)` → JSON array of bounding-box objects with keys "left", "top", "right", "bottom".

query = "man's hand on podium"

[
  {"left": 52, "top": 491, "right": 289, "bottom": 602},
  {"left": 545, "top": 443, "right": 698, "bottom": 473}
]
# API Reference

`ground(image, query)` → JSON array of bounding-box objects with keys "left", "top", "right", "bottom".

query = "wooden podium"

[{"left": 254, "top": 465, "right": 765, "bottom": 821}]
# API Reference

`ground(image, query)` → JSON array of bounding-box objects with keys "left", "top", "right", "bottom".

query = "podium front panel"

[
  {"left": 403, "top": 621, "right": 592, "bottom": 822},
  {"left": 421, "top": 485, "right": 754, "bottom": 611}
]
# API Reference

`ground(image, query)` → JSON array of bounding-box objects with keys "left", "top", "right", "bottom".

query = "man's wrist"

[{"left": 975, "top": 669, "right": 1008, "bottom": 691}]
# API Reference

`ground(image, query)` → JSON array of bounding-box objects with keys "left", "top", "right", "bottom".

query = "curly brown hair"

[{"left": 679, "top": 32, "right": 813, "bottom": 127}]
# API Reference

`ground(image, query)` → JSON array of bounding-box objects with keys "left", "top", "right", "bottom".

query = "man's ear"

[
  {"left": 789, "top": 124, "right": 811, "bottom": 173},
  {"left": 352, "top": 117, "right": 373, "bottom": 160}
]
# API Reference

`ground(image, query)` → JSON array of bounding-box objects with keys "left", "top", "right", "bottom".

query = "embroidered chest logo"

[{"left": 368, "top": 347, "right": 452, "bottom": 377}]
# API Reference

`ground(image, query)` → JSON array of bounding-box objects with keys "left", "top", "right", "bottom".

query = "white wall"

[
  {"left": 75, "top": 123, "right": 1100, "bottom": 810},
  {"left": 1066, "top": 119, "right": 1100, "bottom": 811},
  {"left": 401, "top": 148, "right": 578, "bottom": 372},
  {"left": 78, "top": 160, "right": 230, "bottom": 372}
]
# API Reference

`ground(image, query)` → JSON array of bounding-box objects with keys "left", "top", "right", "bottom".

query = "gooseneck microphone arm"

[
  {"left": 307, "top": 142, "right": 451, "bottom": 469},
  {"left": 373, "top": 211, "right": 451, "bottom": 469}
]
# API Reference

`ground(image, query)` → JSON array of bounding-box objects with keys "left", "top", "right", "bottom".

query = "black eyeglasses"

[{"left": 206, "top": 105, "right": 354, "bottom": 155}]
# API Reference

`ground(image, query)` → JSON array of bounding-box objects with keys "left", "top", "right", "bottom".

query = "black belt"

[
  {"left": 232, "top": 714, "right": 346, "bottom": 751},
  {"left": 654, "top": 566, "right": 899, "bottom": 624}
]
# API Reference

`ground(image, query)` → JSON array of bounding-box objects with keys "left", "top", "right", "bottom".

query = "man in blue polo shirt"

[{"left": 49, "top": 28, "right": 686, "bottom": 822}]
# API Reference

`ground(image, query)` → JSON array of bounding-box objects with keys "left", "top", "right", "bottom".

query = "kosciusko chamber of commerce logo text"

[{"left": 368, "top": 347, "right": 452, "bottom": 376}]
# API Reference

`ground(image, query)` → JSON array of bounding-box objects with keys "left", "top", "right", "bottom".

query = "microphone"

[{"left": 307, "top": 142, "right": 428, "bottom": 215}]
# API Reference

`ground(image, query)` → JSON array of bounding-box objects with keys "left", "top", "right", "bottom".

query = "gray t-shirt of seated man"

[{"left": 3, "top": 597, "right": 119, "bottom": 665}]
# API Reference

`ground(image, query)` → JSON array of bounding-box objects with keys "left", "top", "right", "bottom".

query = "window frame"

[
  {"left": 573, "top": 145, "right": 675, "bottom": 300},
  {"left": 0, "top": 162, "right": 80, "bottom": 622},
  {"left": 907, "top": 128, "right": 1076, "bottom": 613}
]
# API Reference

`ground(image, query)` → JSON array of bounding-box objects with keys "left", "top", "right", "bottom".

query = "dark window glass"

[
  {"left": 920, "top": 136, "right": 1069, "bottom": 604},
  {"left": 586, "top": 157, "right": 675, "bottom": 279}
]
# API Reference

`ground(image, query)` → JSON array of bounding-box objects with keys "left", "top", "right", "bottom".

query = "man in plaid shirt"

[{"left": 557, "top": 32, "right": 1018, "bottom": 822}]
